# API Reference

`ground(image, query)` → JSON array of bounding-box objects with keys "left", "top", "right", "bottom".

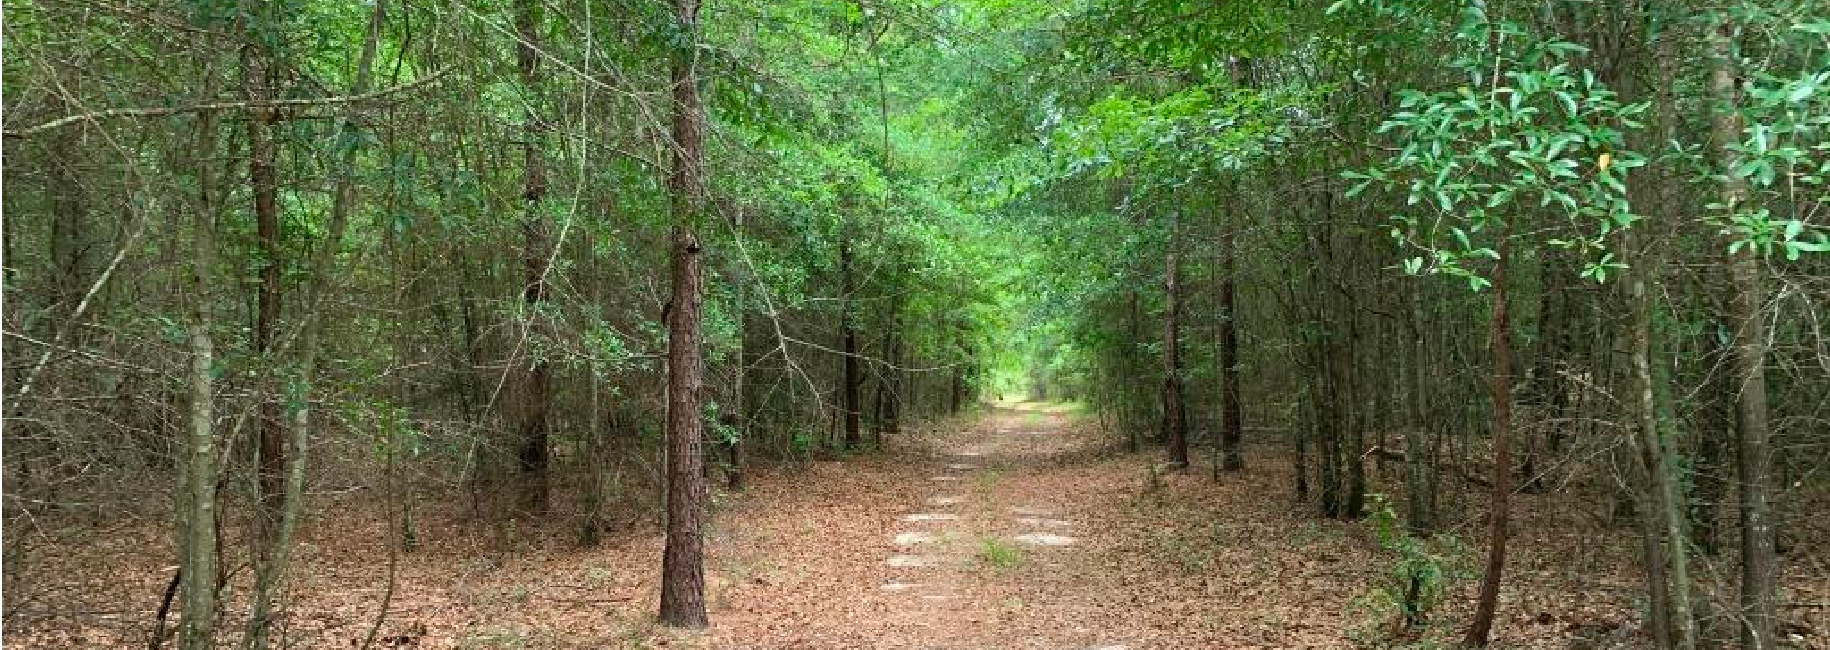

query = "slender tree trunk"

[
  {"left": 949, "top": 333, "right": 966, "bottom": 414},
  {"left": 872, "top": 315, "right": 889, "bottom": 444},
  {"left": 242, "top": 5, "right": 383, "bottom": 644},
  {"left": 1711, "top": 19, "right": 1776, "bottom": 649},
  {"left": 1339, "top": 296, "right": 1365, "bottom": 519},
  {"left": 580, "top": 221, "right": 607, "bottom": 547},
  {"left": 1626, "top": 225, "right": 1698, "bottom": 649},
  {"left": 242, "top": 22, "right": 286, "bottom": 557},
  {"left": 240, "top": 8, "right": 294, "bottom": 640},
  {"left": 179, "top": 99, "right": 223, "bottom": 650},
  {"left": 182, "top": 316, "right": 218, "bottom": 650},
  {"left": 1692, "top": 317, "right": 1731, "bottom": 558},
  {"left": 1126, "top": 291, "right": 1142, "bottom": 453},
  {"left": 727, "top": 215, "right": 748, "bottom": 492},
  {"left": 1404, "top": 284, "right": 1434, "bottom": 535},
  {"left": 841, "top": 237, "right": 862, "bottom": 449},
  {"left": 883, "top": 293, "right": 903, "bottom": 436},
  {"left": 1218, "top": 214, "right": 1243, "bottom": 472},
  {"left": 512, "top": 0, "right": 552, "bottom": 514},
  {"left": 1619, "top": 35, "right": 1699, "bottom": 638},
  {"left": 1464, "top": 229, "right": 1513, "bottom": 648},
  {"left": 659, "top": 0, "right": 709, "bottom": 626},
  {"left": 1293, "top": 397, "right": 1309, "bottom": 503},
  {"left": 46, "top": 98, "right": 96, "bottom": 343},
  {"left": 1162, "top": 213, "right": 1189, "bottom": 469},
  {"left": 1316, "top": 354, "right": 1342, "bottom": 516}
]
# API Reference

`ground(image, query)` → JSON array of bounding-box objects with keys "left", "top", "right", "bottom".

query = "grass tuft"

[{"left": 977, "top": 536, "right": 1025, "bottom": 569}]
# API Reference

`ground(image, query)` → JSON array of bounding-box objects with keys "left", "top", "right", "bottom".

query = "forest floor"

[{"left": 7, "top": 402, "right": 1827, "bottom": 648}]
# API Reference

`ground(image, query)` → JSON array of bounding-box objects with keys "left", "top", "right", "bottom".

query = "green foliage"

[
  {"left": 1718, "top": 19, "right": 1830, "bottom": 260},
  {"left": 1346, "top": 3, "right": 1648, "bottom": 290},
  {"left": 977, "top": 536, "right": 1026, "bottom": 569},
  {"left": 1351, "top": 495, "right": 1465, "bottom": 645}
]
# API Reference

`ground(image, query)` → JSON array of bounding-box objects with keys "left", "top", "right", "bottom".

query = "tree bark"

[
  {"left": 727, "top": 213, "right": 749, "bottom": 492},
  {"left": 511, "top": 0, "right": 552, "bottom": 514},
  {"left": 179, "top": 98, "right": 223, "bottom": 650},
  {"left": 181, "top": 317, "right": 218, "bottom": 650},
  {"left": 841, "top": 236, "right": 862, "bottom": 449},
  {"left": 1126, "top": 290, "right": 1143, "bottom": 453},
  {"left": 1464, "top": 230, "right": 1513, "bottom": 648},
  {"left": 243, "top": 20, "right": 286, "bottom": 557},
  {"left": 1404, "top": 283, "right": 1434, "bottom": 535},
  {"left": 1626, "top": 226, "right": 1697, "bottom": 650},
  {"left": 1218, "top": 213, "right": 1243, "bottom": 472},
  {"left": 1162, "top": 213, "right": 1189, "bottom": 469},
  {"left": 659, "top": 0, "right": 709, "bottom": 626},
  {"left": 949, "top": 333, "right": 965, "bottom": 415},
  {"left": 1711, "top": 19, "right": 1776, "bottom": 650},
  {"left": 46, "top": 107, "right": 94, "bottom": 334},
  {"left": 883, "top": 292, "right": 903, "bottom": 436}
]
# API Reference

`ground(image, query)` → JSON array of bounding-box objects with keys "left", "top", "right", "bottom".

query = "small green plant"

[
  {"left": 977, "top": 537, "right": 1025, "bottom": 569},
  {"left": 789, "top": 431, "right": 816, "bottom": 458},
  {"left": 1350, "top": 494, "right": 1463, "bottom": 646}
]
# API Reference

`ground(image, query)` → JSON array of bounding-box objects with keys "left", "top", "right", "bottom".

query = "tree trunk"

[
  {"left": 841, "top": 237, "right": 862, "bottom": 449},
  {"left": 179, "top": 101, "right": 223, "bottom": 650},
  {"left": 1404, "top": 285, "right": 1434, "bottom": 535},
  {"left": 1315, "top": 319, "right": 1343, "bottom": 517},
  {"left": 511, "top": 0, "right": 552, "bottom": 514},
  {"left": 1293, "top": 397, "right": 1309, "bottom": 503},
  {"left": 1339, "top": 303, "right": 1365, "bottom": 519},
  {"left": 242, "top": 3, "right": 383, "bottom": 642},
  {"left": 1626, "top": 226, "right": 1697, "bottom": 650},
  {"left": 1126, "top": 290, "right": 1143, "bottom": 453},
  {"left": 1711, "top": 19, "right": 1776, "bottom": 650},
  {"left": 883, "top": 293, "right": 903, "bottom": 436},
  {"left": 243, "top": 24, "right": 286, "bottom": 558},
  {"left": 1162, "top": 213, "right": 1189, "bottom": 469},
  {"left": 46, "top": 104, "right": 96, "bottom": 340},
  {"left": 659, "top": 0, "right": 709, "bottom": 626},
  {"left": 949, "top": 338, "right": 965, "bottom": 415},
  {"left": 182, "top": 319, "right": 218, "bottom": 650},
  {"left": 727, "top": 217, "right": 749, "bottom": 492},
  {"left": 1218, "top": 215, "right": 1243, "bottom": 472},
  {"left": 1691, "top": 316, "right": 1730, "bottom": 558},
  {"left": 1464, "top": 230, "right": 1513, "bottom": 648}
]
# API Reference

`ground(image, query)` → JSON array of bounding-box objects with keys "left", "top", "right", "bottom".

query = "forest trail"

[
  {"left": 696, "top": 401, "right": 1387, "bottom": 649},
  {"left": 702, "top": 401, "right": 1155, "bottom": 649},
  {"left": 695, "top": 403, "right": 1653, "bottom": 650},
  {"left": 863, "top": 402, "right": 1111, "bottom": 647}
]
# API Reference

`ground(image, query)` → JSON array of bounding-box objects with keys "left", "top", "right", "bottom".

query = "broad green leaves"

[
  {"left": 1720, "top": 25, "right": 1830, "bottom": 260},
  {"left": 1347, "top": 4, "right": 1647, "bottom": 290}
]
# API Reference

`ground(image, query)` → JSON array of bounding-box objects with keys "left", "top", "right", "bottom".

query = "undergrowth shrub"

[{"left": 1348, "top": 494, "right": 1467, "bottom": 648}]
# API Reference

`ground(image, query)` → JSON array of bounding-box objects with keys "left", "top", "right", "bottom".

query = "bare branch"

[{"left": 3, "top": 67, "right": 454, "bottom": 139}]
